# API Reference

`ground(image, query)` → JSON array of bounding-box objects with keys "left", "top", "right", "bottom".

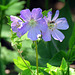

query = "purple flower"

[
  {"left": 19, "top": 8, "right": 47, "bottom": 41},
  {"left": 10, "top": 15, "right": 24, "bottom": 37},
  {"left": 42, "top": 10, "right": 69, "bottom": 42}
]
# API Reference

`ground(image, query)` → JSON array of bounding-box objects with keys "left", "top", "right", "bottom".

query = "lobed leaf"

[
  {"left": 13, "top": 56, "right": 30, "bottom": 70},
  {"left": 5, "top": 0, "right": 25, "bottom": 15}
]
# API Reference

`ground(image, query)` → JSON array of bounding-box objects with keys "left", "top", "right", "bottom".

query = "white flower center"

[{"left": 29, "top": 19, "right": 36, "bottom": 27}]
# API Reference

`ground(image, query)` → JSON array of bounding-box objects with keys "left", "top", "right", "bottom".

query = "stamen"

[
  {"left": 16, "top": 22, "right": 21, "bottom": 28},
  {"left": 50, "top": 21, "right": 55, "bottom": 23},
  {"left": 47, "top": 20, "right": 57, "bottom": 30}
]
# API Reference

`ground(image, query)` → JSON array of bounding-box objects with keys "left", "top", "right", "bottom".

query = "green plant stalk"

[
  {"left": 67, "top": 43, "right": 75, "bottom": 75},
  {"left": 0, "top": 8, "right": 5, "bottom": 75},
  {"left": 62, "top": 70, "right": 64, "bottom": 75},
  {"left": 0, "top": 10, "right": 4, "bottom": 38},
  {"left": 14, "top": 46, "right": 33, "bottom": 73},
  {"left": 19, "top": 50, "right": 33, "bottom": 73},
  {"left": 35, "top": 41, "right": 39, "bottom": 75},
  {"left": 67, "top": 63, "right": 70, "bottom": 75}
]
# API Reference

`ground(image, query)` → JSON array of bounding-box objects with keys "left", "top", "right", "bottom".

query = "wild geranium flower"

[
  {"left": 42, "top": 10, "right": 69, "bottom": 42},
  {"left": 18, "top": 8, "right": 47, "bottom": 41},
  {"left": 10, "top": 15, "right": 24, "bottom": 37}
]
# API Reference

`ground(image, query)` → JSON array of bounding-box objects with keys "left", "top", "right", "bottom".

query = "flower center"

[
  {"left": 48, "top": 21, "right": 55, "bottom": 29},
  {"left": 16, "top": 22, "right": 22, "bottom": 29},
  {"left": 29, "top": 19, "right": 36, "bottom": 27},
  {"left": 16, "top": 22, "right": 21, "bottom": 28}
]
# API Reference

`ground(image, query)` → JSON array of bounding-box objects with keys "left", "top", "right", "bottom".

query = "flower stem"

[{"left": 34, "top": 41, "right": 39, "bottom": 75}]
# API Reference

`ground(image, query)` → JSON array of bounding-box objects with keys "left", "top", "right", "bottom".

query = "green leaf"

[
  {"left": 45, "top": 63, "right": 58, "bottom": 75},
  {"left": 21, "top": 66, "right": 47, "bottom": 75},
  {"left": 60, "top": 58, "right": 68, "bottom": 74},
  {"left": 68, "top": 46, "right": 75, "bottom": 62},
  {"left": 47, "top": 63, "right": 58, "bottom": 70},
  {"left": 57, "top": 69, "right": 63, "bottom": 75},
  {"left": 17, "top": 42, "right": 22, "bottom": 49},
  {"left": 38, "top": 40, "right": 58, "bottom": 59},
  {"left": 13, "top": 56, "right": 30, "bottom": 70},
  {"left": 40, "top": 70, "right": 49, "bottom": 75},
  {"left": 21, "top": 69, "right": 31, "bottom": 75},
  {"left": 11, "top": 30, "right": 29, "bottom": 47},
  {"left": 5, "top": 0, "right": 25, "bottom": 15},
  {"left": 50, "top": 71, "right": 56, "bottom": 75},
  {"left": 42, "top": 8, "right": 52, "bottom": 17},
  {"left": 48, "top": 51, "right": 67, "bottom": 66},
  {"left": 69, "top": 24, "right": 75, "bottom": 49},
  {"left": 6, "top": 16, "right": 12, "bottom": 26}
]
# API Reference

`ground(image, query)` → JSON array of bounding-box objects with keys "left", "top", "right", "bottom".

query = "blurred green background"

[{"left": 0, "top": 0, "right": 75, "bottom": 75}]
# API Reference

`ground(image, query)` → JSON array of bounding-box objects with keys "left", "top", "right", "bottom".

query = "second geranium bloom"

[{"left": 42, "top": 10, "right": 69, "bottom": 42}]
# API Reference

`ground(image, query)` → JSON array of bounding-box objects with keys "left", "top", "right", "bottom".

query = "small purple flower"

[
  {"left": 18, "top": 8, "right": 47, "bottom": 41},
  {"left": 42, "top": 10, "right": 69, "bottom": 42},
  {"left": 10, "top": 15, "right": 24, "bottom": 37}
]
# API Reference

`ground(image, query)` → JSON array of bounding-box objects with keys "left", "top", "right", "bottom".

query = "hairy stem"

[
  {"left": 34, "top": 41, "right": 39, "bottom": 75},
  {"left": 18, "top": 50, "right": 33, "bottom": 73},
  {"left": 14, "top": 46, "right": 33, "bottom": 73}
]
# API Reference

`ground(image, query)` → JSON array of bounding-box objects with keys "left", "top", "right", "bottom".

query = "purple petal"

[
  {"left": 11, "top": 20, "right": 23, "bottom": 32},
  {"left": 52, "top": 29, "right": 65, "bottom": 42},
  {"left": 55, "top": 18, "right": 69, "bottom": 30},
  {"left": 31, "top": 8, "right": 43, "bottom": 20},
  {"left": 43, "top": 16, "right": 48, "bottom": 23},
  {"left": 37, "top": 18, "right": 48, "bottom": 32},
  {"left": 52, "top": 10, "right": 59, "bottom": 21},
  {"left": 10, "top": 15, "right": 22, "bottom": 22},
  {"left": 47, "top": 11, "right": 52, "bottom": 21},
  {"left": 42, "top": 28, "right": 51, "bottom": 41},
  {"left": 10, "top": 15, "right": 23, "bottom": 32},
  {"left": 20, "top": 9, "right": 31, "bottom": 21},
  {"left": 27, "top": 27, "right": 41, "bottom": 41},
  {"left": 11, "top": 21, "right": 18, "bottom": 32},
  {"left": 17, "top": 22, "right": 31, "bottom": 37}
]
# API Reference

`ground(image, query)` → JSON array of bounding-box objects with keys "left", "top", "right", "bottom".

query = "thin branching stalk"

[
  {"left": 14, "top": 46, "right": 33, "bottom": 73},
  {"left": 18, "top": 49, "right": 33, "bottom": 73}
]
